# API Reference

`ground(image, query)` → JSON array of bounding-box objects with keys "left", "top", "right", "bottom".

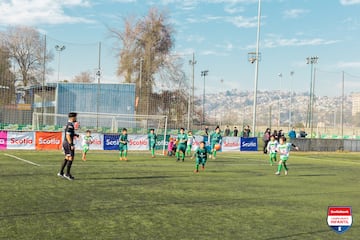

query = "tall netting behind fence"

[
  {"left": 1, "top": 31, "right": 193, "bottom": 132},
  {"left": 32, "top": 112, "right": 168, "bottom": 135}
]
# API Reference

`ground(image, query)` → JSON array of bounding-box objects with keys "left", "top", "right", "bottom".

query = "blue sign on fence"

[
  {"left": 103, "top": 134, "right": 120, "bottom": 150},
  {"left": 240, "top": 137, "right": 258, "bottom": 151}
]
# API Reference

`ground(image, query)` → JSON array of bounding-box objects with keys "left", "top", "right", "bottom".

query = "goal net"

[{"left": 32, "top": 112, "right": 168, "bottom": 152}]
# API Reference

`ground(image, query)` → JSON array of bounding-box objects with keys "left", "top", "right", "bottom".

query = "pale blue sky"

[{"left": 1, "top": 0, "right": 360, "bottom": 96}]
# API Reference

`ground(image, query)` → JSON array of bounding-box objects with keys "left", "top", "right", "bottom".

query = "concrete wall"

[{"left": 292, "top": 138, "right": 360, "bottom": 152}]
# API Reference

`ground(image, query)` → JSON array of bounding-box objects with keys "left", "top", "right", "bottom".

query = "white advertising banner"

[
  {"left": 128, "top": 134, "right": 148, "bottom": 151},
  {"left": 75, "top": 133, "right": 103, "bottom": 151},
  {"left": 222, "top": 137, "right": 240, "bottom": 152},
  {"left": 7, "top": 131, "right": 35, "bottom": 150}
]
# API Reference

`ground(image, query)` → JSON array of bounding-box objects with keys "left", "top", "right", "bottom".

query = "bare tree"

[
  {"left": 0, "top": 47, "right": 15, "bottom": 105},
  {"left": 72, "top": 71, "right": 94, "bottom": 83},
  {"left": 110, "top": 8, "right": 187, "bottom": 115},
  {"left": 0, "top": 26, "right": 52, "bottom": 86}
]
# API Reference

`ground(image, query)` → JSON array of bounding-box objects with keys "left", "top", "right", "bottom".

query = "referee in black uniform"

[{"left": 58, "top": 112, "right": 79, "bottom": 180}]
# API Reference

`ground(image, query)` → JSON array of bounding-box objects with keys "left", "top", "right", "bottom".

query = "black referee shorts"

[{"left": 63, "top": 142, "right": 75, "bottom": 157}]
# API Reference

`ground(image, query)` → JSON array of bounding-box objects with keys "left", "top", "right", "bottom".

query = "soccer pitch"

[{"left": 0, "top": 151, "right": 359, "bottom": 240}]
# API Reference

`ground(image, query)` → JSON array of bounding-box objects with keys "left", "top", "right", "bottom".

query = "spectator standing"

[
  {"left": 262, "top": 128, "right": 271, "bottom": 154},
  {"left": 273, "top": 130, "right": 278, "bottom": 140},
  {"left": 233, "top": 126, "right": 239, "bottom": 137},
  {"left": 299, "top": 128, "right": 307, "bottom": 138},
  {"left": 243, "top": 125, "right": 251, "bottom": 138},
  {"left": 278, "top": 129, "right": 284, "bottom": 140},
  {"left": 288, "top": 127, "right": 296, "bottom": 140},
  {"left": 204, "top": 126, "right": 209, "bottom": 136},
  {"left": 224, "top": 126, "right": 230, "bottom": 137}
]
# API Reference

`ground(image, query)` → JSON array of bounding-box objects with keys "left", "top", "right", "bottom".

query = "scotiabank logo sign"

[
  {"left": 103, "top": 134, "right": 120, "bottom": 150},
  {"left": 129, "top": 138, "right": 148, "bottom": 146},
  {"left": 129, "top": 135, "right": 148, "bottom": 150},
  {"left": 38, "top": 137, "right": 60, "bottom": 145},
  {"left": 8, "top": 132, "right": 35, "bottom": 150},
  {"left": 103, "top": 134, "right": 148, "bottom": 150},
  {"left": 36, "top": 132, "right": 62, "bottom": 150},
  {"left": 240, "top": 137, "right": 258, "bottom": 151},
  {"left": 10, "top": 137, "right": 33, "bottom": 144},
  {"left": 222, "top": 137, "right": 240, "bottom": 152}
]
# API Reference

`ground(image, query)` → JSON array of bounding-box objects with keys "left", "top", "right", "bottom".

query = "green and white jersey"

[
  {"left": 177, "top": 133, "right": 188, "bottom": 145},
  {"left": 210, "top": 132, "right": 222, "bottom": 145},
  {"left": 187, "top": 135, "right": 195, "bottom": 146},
  {"left": 82, "top": 135, "right": 92, "bottom": 146},
  {"left": 267, "top": 140, "right": 278, "bottom": 153},
  {"left": 276, "top": 143, "right": 292, "bottom": 160}
]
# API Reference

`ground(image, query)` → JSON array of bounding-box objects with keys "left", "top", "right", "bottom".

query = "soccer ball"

[{"left": 214, "top": 144, "right": 221, "bottom": 151}]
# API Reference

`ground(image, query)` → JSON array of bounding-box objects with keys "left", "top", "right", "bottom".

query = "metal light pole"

[
  {"left": 55, "top": 45, "right": 65, "bottom": 82},
  {"left": 138, "top": 58, "right": 143, "bottom": 114},
  {"left": 306, "top": 56, "right": 319, "bottom": 138},
  {"left": 251, "top": 0, "right": 262, "bottom": 137},
  {"left": 289, "top": 71, "right": 294, "bottom": 129},
  {"left": 341, "top": 71, "right": 344, "bottom": 138},
  {"left": 96, "top": 42, "right": 101, "bottom": 131},
  {"left": 220, "top": 78, "right": 224, "bottom": 126},
  {"left": 189, "top": 53, "right": 196, "bottom": 128},
  {"left": 187, "top": 77, "right": 191, "bottom": 130},
  {"left": 42, "top": 35, "right": 46, "bottom": 125},
  {"left": 278, "top": 73, "right": 282, "bottom": 128},
  {"left": 201, "top": 70, "right": 209, "bottom": 126}
]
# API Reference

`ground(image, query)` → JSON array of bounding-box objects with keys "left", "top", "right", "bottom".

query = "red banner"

[{"left": 35, "top": 132, "right": 62, "bottom": 150}]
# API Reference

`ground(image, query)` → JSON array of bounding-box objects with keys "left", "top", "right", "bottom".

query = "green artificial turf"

[{"left": 0, "top": 150, "right": 359, "bottom": 240}]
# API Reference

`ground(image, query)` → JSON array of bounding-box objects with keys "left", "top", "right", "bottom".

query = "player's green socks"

[
  {"left": 176, "top": 151, "right": 179, "bottom": 158},
  {"left": 119, "top": 151, "right": 123, "bottom": 158},
  {"left": 151, "top": 148, "right": 155, "bottom": 156},
  {"left": 196, "top": 164, "right": 199, "bottom": 171},
  {"left": 182, "top": 152, "right": 185, "bottom": 160},
  {"left": 277, "top": 164, "right": 283, "bottom": 172},
  {"left": 124, "top": 151, "right": 127, "bottom": 157},
  {"left": 213, "top": 150, "right": 217, "bottom": 157},
  {"left": 269, "top": 157, "right": 273, "bottom": 165}
]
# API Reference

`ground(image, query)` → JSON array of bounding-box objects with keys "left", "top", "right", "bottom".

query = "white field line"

[{"left": 4, "top": 154, "right": 41, "bottom": 167}]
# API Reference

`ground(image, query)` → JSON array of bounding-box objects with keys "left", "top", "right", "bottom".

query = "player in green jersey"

[
  {"left": 119, "top": 128, "right": 129, "bottom": 161},
  {"left": 81, "top": 130, "right": 93, "bottom": 161},
  {"left": 266, "top": 135, "right": 278, "bottom": 165},
  {"left": 209, "top": 126, "right": 222, "bottom": 160},
  {"left": 192, "top": 141, "right": 209, "bottom": 173},
  {"left": 186, "top": 130, "right": 195, "bottom": 156},
  {"left": 148, "top": 128, "right": 157, "bottom": 158},
  {"left": 275, "top": 136, "right": 299, "bottom": 176},
  {"left": 176, "top": 128, "right": 187, "bottom": 162}
]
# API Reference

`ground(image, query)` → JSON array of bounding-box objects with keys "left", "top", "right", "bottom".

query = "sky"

[{"left": 1, "top": 0, "right": 360, "bottom": 97}]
